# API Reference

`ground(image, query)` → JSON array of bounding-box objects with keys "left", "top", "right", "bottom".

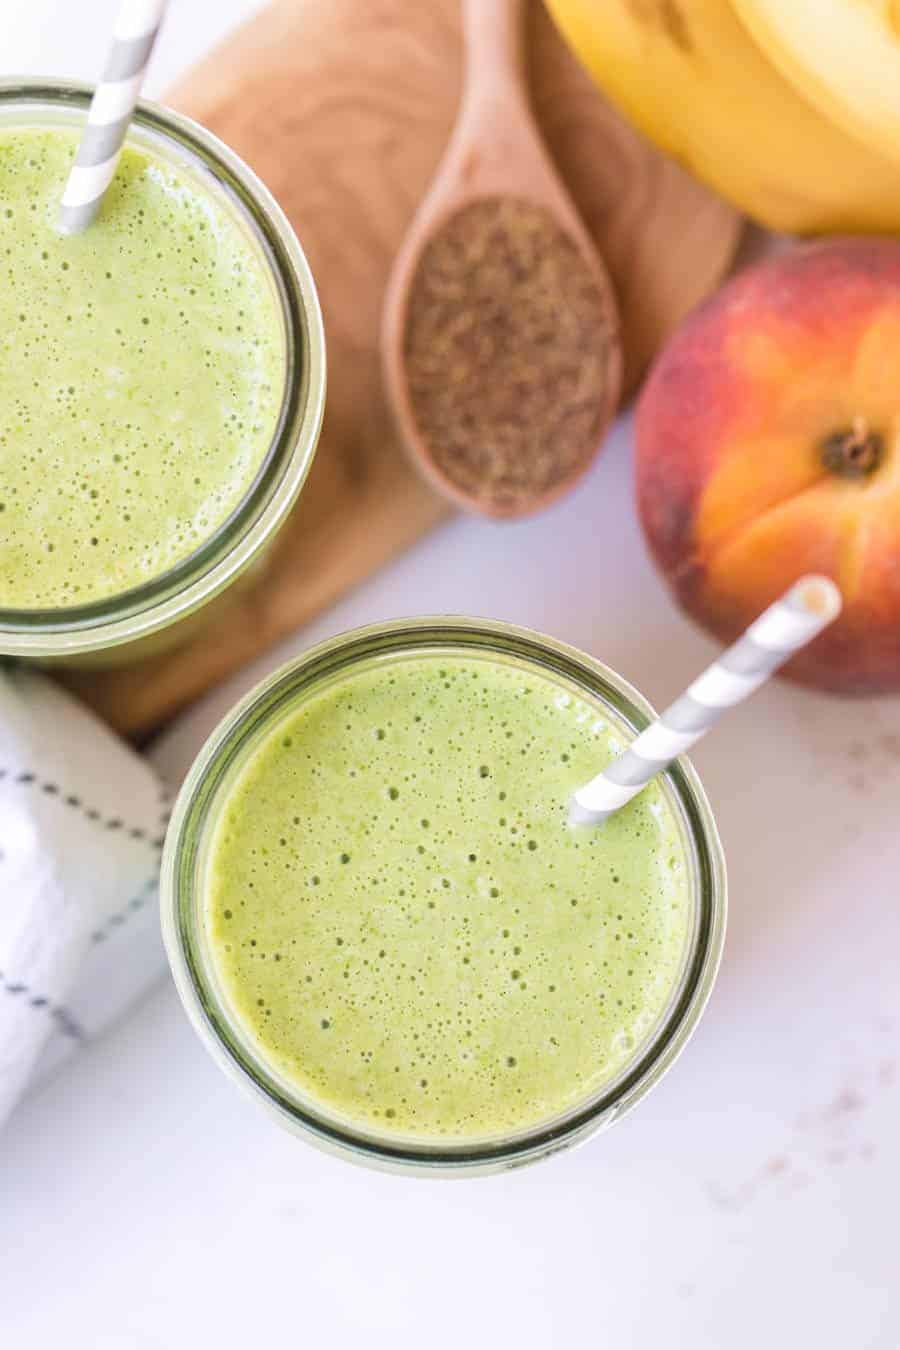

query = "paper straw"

[
  {"left": 570, "top": 575, "right": 843, "bottom": 826},
  {"left": 57, "top": 0, "right": 167, "bottom": 235}
]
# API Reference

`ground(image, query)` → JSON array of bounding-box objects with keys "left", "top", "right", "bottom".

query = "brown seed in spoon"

[{"left": 402, "top": 195, "right": 618, "bottom": 517}]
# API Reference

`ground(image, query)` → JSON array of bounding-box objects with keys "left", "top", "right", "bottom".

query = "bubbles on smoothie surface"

[
  {"left": 0, "top": 127, "right": 283, "bottom": 608},
  {"left": 205, "top": 653, "right": 692, "bottom": 1141}
]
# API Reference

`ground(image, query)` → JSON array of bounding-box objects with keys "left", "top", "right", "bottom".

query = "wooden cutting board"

[{"left": 64, "top": 0, "right": 741, "bottom": 739}]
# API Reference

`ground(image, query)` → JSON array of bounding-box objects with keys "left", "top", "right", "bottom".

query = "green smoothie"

[
  {"left": 0, "top": 127, "right": 283, "bottom": 608},
  {"left": 204, "top": 652, "right": 691, "bottom": 1142}
]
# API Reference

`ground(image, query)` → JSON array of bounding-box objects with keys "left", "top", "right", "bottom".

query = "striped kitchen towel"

[{"left": 0, "top": 664, "right": 169, "bottom": 1124}]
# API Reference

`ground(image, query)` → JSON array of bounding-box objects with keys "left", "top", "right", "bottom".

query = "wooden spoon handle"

[
  {"left": 440, "top": 0, "right": 563, "bottom": 219},
  {"left": 461, "top": 0, "right": 526, "bottom": 81}
]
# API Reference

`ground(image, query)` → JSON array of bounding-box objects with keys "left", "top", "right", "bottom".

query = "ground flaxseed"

[{"left": 402, "top": 196, "right": 617, "bottom": 515}]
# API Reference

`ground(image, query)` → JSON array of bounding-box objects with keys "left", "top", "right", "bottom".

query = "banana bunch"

[{"left": 545, "top": 0, "right": 900, "bottom": 234}]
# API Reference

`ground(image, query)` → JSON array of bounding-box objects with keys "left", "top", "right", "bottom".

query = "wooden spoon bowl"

[{"left": 382, "top": 0, "right": 623, "bottom": 519}]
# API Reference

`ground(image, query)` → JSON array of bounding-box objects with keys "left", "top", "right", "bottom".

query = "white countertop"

[{"left": 2, "top": 4, "right": 899, "bottom": 1347}]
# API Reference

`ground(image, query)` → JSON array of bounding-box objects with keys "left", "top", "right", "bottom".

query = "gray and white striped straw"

[
  {"left": 57, "top": 0, "right": 167, "bottom": 235},
  {"left": 570, "top": 575, "right": 842, "bottom": 826}
]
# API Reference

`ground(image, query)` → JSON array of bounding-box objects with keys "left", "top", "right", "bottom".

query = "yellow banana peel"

[
  {"left": 544, "top": 0, "right": 900, "bottom": 234},
  {"left": 733, "top": 0, "right": 900, "bottom": 169}
]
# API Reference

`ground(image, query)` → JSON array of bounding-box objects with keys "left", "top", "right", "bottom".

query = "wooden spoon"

[{"left": 381, "top": 0, "right": 623, "bottom": 519}]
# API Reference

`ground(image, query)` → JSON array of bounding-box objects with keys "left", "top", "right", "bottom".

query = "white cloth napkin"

[{"left": 0, "top": 663, "right": 169, "bottom": 1125}]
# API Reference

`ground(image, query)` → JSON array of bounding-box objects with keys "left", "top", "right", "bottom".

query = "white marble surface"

[{"left": 2, "top": 4, "right": 899, "bottom": 1347}]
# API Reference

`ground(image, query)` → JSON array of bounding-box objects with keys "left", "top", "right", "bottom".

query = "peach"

[{"left": 636, "top": 238, "right": 900, "bottom": 694}]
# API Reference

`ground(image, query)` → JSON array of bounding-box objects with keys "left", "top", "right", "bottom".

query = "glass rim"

[
  {"left": 161, "top": 617, "right": 727, "bottom": 1176},
  {"left": 0, "top": 79, "right": 326, "bottom": 656}
]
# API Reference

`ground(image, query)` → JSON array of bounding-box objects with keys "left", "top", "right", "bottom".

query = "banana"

[
  {"left": 544, "top": 0, "right": 900, "bottom": 234},
  {"left": 733, "top": 0, "right": 900, "bottom": 167}
]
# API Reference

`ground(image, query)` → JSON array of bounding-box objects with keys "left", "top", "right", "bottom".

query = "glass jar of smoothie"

[
  {"left": 162, "top": 618, "right": 726, "bottom": 1176},
  {"left": 0, "top": 80, "right": 325, "bottom": 663}
]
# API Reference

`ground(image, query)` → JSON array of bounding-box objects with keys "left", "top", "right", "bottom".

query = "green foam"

[
  {"left": 205, "top": 652, "right": 692, "bottom": 1142},
  {"left": 0, "top": 127, "right": 283, "bottom": 608}
]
